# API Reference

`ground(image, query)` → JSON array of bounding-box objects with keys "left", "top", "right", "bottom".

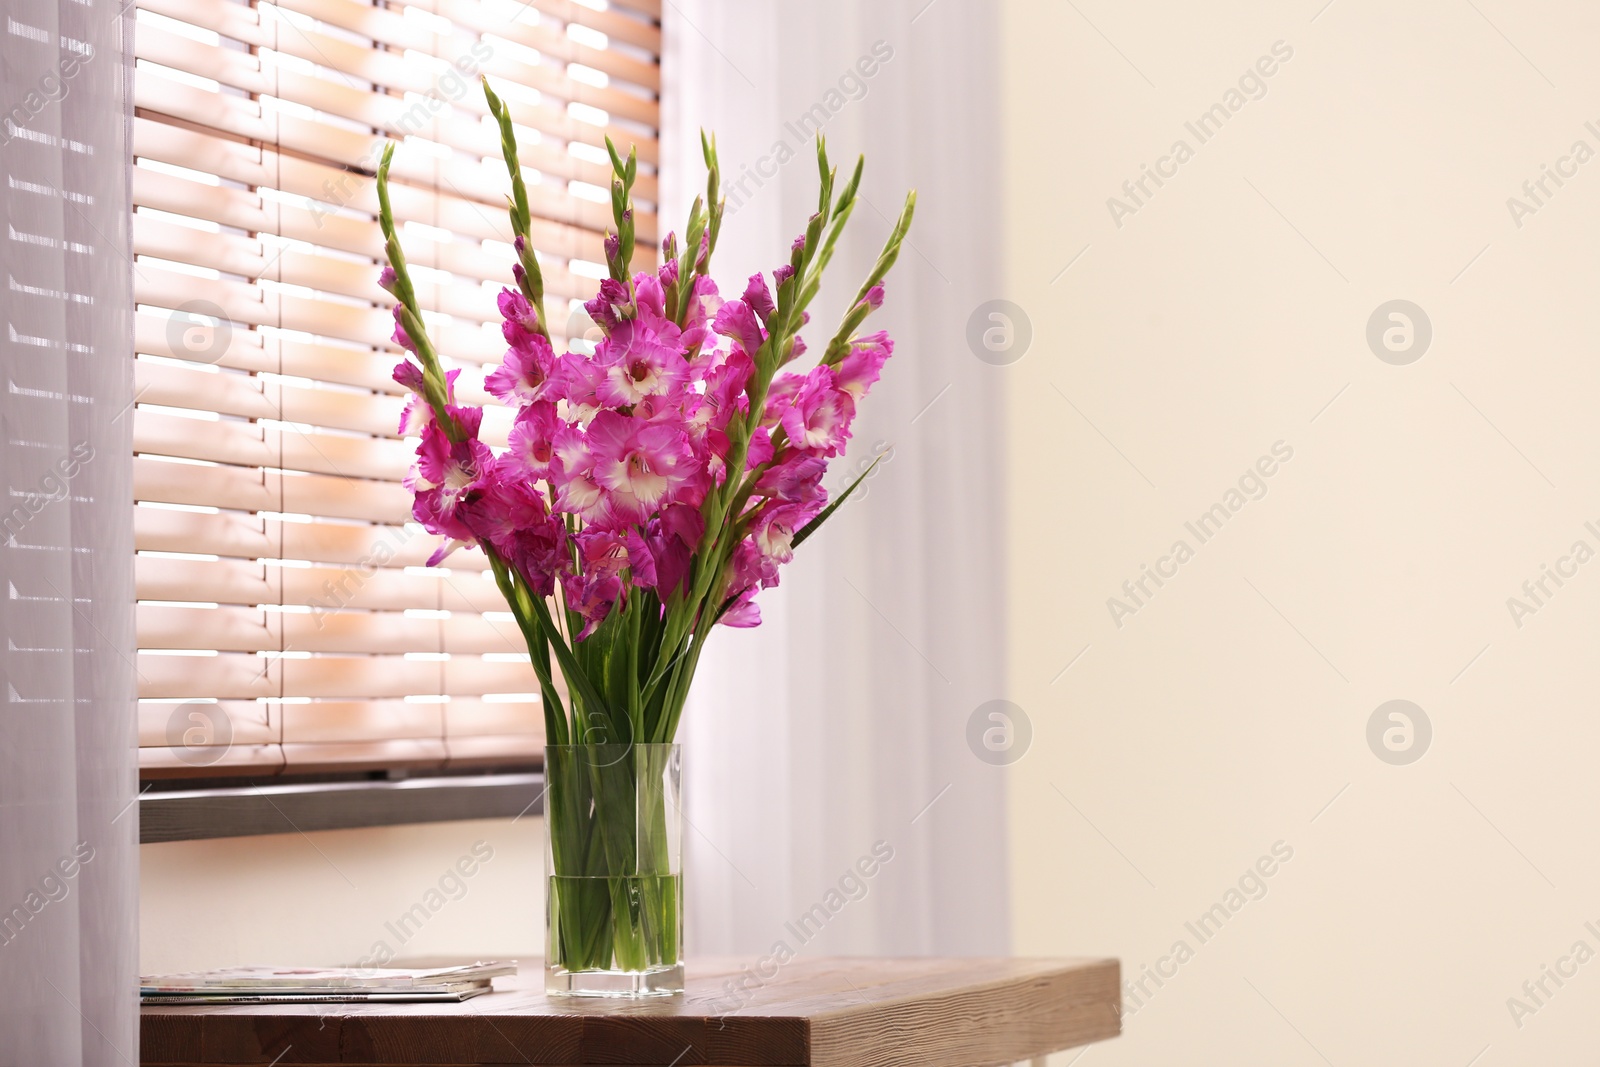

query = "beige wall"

[
  {"left": 1003, "top": 2, "right": 1600, "bottom": 1063},
  {"left": 139, "top": 818, "right": 542, "bottom": 976}
]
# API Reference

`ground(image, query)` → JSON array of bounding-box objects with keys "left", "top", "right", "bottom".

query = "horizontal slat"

[
  {"left": 137, "top": 605, "right": 525, "bottom": 655},
  {"left": 133, "top": 214, "right": 503, "bottom": 328},
  {"left": 134, "top": 409, "right": 414, "bottom": 481},
  {"left": 134, "top": 456, "right": 412, "bottom": 524},
  {"left": 138, "top": 744, "right": 286, "bottom": 777},
  {"left": 136, "top": 31, "right": 657, "bottom": 180},
  {"left": 132, "top": 260, "right": 501, "bottom": 363},
  {"left": 134, "top": 310, "right": 396, "bottom": 395},
  {"left": 138, "top": 700, "right": 276, "bottom": 748},
  {"left": 283, "top": 0, "right": 660, "bottom": 95},
  {"left": 444, "top": 697, "right": 543, "bottom": 737},
  {"left": 279, "top": 700, "right": 445, "bottom": 744},
  {"left": 277, "top": 739, "right": 449, "bottom": 773},
  {"left": 136, "top": 700, "right": 283, "bottom": 777},
  {"left": 135, "top": 555, "right": 504, "bottom": 613},
  {"left": 132, "top": 199, "right": 597, "bottom": 326},
  {"left": 517, "top": 0, "right": 661, "bottom": 53},
  {"left": 607, "top": 0, "right": 662, "bottom": 20},
  {"left": 133, "top": 507, "right": 475, "bottom": 569},
  {"left": 139, "top": 0, "right": 660, "bottom": 133},
  {"left": 133, "top": 66, "right": 657, "bottom": 235},
  {"left": 131, "top": 358, "right": 512, "bottom": 445},
  {"left": 135, "top": 307, "right": 376, "bottom": 391},
  {"left": 445, "top": 695, "right": 544, "bottom": 765},
  {"left": 136, "top": 652, "right": 541, "bottom": 699},
  {"left": 139, "top": 699, "right": 532, "bottom": 746},
  {"left": 131, "top": 119, "right": 620, "bottom": 278},
  {"left": 131, "top": 311, "right": 515, "bottom": 415},
  {"left": 137, "top": 702, "right": 539, "bottom": 773},
  {"left": 405, "top": 0, "right": 661, "bottom": 94},
  {"left": 444, "top": 734, "right": 542, "bottom": 766}
]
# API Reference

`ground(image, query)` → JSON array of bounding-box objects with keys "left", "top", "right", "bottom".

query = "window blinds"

[{"left": 131, "top": 0, "right": 661, "bottom": 777}]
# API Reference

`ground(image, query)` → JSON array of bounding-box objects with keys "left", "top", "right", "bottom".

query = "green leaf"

[{"left": 526, "top": 594, "right": 614, "bottom": 730}]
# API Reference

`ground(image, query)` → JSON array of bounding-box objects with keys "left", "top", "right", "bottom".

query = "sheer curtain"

[
  {"left": 0, "top": 1, "right": 138, "bottom": 1064},
  {"left": 664, "top": 1, "right": 1010, "bottom": 957}
]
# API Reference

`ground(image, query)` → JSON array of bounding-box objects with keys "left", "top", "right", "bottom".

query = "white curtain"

[
  {"left": 0, "top": 1, "right": 139, "bottom": 1064},
  {"left": 665, "top": 2, "right": 1009, "bottom": 956}
]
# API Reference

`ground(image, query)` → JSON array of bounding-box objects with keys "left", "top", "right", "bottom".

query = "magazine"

[{"left": 139, "top": 961, "right": 516, "bottom": 1005}]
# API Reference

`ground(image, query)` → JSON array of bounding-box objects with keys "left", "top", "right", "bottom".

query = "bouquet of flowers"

[{"left": 376, "top": 79, "right": 913, "bottom": 992}]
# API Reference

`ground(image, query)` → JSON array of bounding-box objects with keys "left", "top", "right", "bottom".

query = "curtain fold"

[
  {"left": 0, "top": 1, "right": 138, "bottom": 1064},
  {"left": 664, "top": 1, "right": 1009, "bottom": 958}
]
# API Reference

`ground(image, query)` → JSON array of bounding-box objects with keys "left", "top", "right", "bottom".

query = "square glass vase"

[{"left": 544, "top": 743, "right": 683, "bottom": 997}]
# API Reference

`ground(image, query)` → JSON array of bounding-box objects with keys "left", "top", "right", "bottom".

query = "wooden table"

[{"left": 141, "top": 957, "right": 1121, "bottom": 1066}]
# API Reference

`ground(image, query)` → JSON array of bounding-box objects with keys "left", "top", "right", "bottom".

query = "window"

[{"left": 130, "top": 0, "right": 661, "bottom": 781}]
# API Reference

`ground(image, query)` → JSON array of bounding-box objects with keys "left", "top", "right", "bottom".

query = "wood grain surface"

[{"left": 140, "top": 956, "right": 1120, "bottom": 1066}]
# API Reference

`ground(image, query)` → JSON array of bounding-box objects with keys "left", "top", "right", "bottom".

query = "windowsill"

[{"left": 138, "top": 769, "right": 544, "bottom": 843}]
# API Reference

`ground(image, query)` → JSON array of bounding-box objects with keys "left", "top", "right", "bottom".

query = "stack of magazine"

[{"left": 140, "top": 961, "right": 517, "bottom": 1005}]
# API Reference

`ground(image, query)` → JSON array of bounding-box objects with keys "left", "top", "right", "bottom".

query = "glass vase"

[{"left": 544, "top": 743, "right": 683, "bottom": 997}]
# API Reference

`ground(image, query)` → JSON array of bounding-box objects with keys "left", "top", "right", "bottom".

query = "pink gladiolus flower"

[
  {"left": 834, "top": 331, "right": 893, "bottom": 400},
  {"left": 713, "top": 299, "right": 765, "bottom": 358},
  {"left": 391, "top": 305, "right": 415, "bottom": 352},
  {"left": 741, "top": 273, "right": 775, "bottom": 320},
  {"left": 679, "top": 275, "right": 721, "bottom": 356},
  {"left": 393, "top": 360, "right": 424, "bottom": 394},
  {"left": 506, "top": 401, "right": 560, "bottom": 479},
  {"left": 762, "top": 372, "right": 805, "bottom": 427},
  {"left": 634, "top": 274, "right": 670, "bottom": 327},
  {"left": 586, "top": 410, "right": 701, "bottom": 525},
  {"left": 547, "top": 352, "right": 606, "bottom": 423},
  {"left": 716, "top": 539, "right": 778, "bottom": 628},
  {"left": 752, "top": 500, "right": 817, "bottom": 564},
  {"left": 398, "top": 395, "right": 429, "bottom": 437},
  {"left": 462, "top": 468, "right": 568, "bottom": 596},
  {"left": 779, "top": 366, "right": 855, "bottom": 457},
  {"left": 412, "top": 411, "right": 491, "bottom": 544},
  {"left": 562, "top": 570, "right": 623, "bottom": 640},
  {"left": 498, "top": 287, "right": 541, "bottom": 336},
  {"left": 396, "top": 367, "right": 460, "bottom": 437},
  {"left": 425, "top": 538, "right": 473, "bottom": 567},
  {"left": 595, "top": 318, "right": 688, "bottom": 407},
  {"left": 485, "top": 329, "right": 557, "bottom": 405},
  {"left": 756, "top": 451, "right": 825, "bottom": 502},
  {"left": 551, "top": 423, "right": 614, "bottom": 526},
  {"left": 720, "top": 591, "right": 761, "bottom": 628},
  {"left": 584, "top": 278, "right": 632, "bottom": 333},
  {"left": 575, "top": 527, "right": 657, "bottom": 590},
  {"left": 642, "top": 503, "right": 703, "bottom": 599},
  {"left": 745, "top": 427, "right": 774, "bottom": 470},
  {"left": 624, "top": 528, "right": 658, "bottom": 589}
]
